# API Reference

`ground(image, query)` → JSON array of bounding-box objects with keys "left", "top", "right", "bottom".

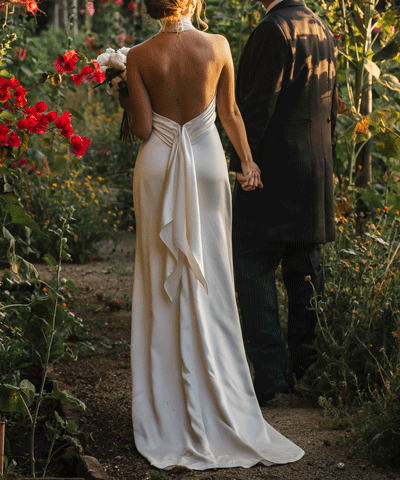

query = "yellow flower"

[
  {"left": 52, "top": 183, "right": 57, "bottom": 188},
  {"left": 87, "top": 175, "right": 92, "bottom": 180},
  {"left": 384, "top": 206, "right": 389, "bottom": 213},
  {"left": 355, "top": 266, "right": 360, "bottom": 271},
  {"left": 339, "top": 225, "right": 344, "bottom": 232},
  {"left": 377, "top": 208, "right": 381, "bottom": 212}
]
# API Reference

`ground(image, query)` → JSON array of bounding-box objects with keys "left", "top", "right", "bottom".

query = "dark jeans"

[{"left": 233, "top": 241, "right": 323, "bottom": 383}]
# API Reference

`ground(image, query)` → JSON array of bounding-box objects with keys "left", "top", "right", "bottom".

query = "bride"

[{"left": 119, "top": 0, "right": 304, "bottom": 470}]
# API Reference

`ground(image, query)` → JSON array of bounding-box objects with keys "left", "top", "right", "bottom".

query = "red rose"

[
  {"left": 27, "top": 116, "right": 38, "bottom": 128},
  {"left": 0, "top": 88, "right": 11, "bottom": 102},
  {"left": 93, "top": 71, "right": 106, "bottom": 84},
  {"left": 45, "top": 111, "right": 57, "bottom": 122},
  {"left": 8, "top": 131, "right": 21, "bottom": 147},
  {"left": 71, "top": 73, "right": 83, "bottom": 86},
  {"left": 81, "top": 65, "right": 94, "bottom": 76},
  {"left": 34, "top": 101, "right": 47, "bottom": 113},
  {"left": 60, "top": 126, "right": 75, "bottom": 138},
  {"left": 54, "top": 50, "right": 78, "bottom": 75},
  {"left": 0, "top": 137, "right": 9, "bottom": 146},
  {"left": 14, "top": 87, "right": 27, "bottom": 106},
  {"left": 7, "top": 77, "right": 20, "bottom": 89},
  {"left": 17, "top": 158, "right": 27, "bottom": 167},
  {"left": 70, "top": 134, "right": 90, "bottom": 157},
  {"left": 0, "top": 124, "right": 10, "bottom": 136},
  {"left": 55, "top": 111, "right": 72, "bottom": 130},
  {"left": 25, "top": 1, "right": 38, "bottom": 14},
  {"left": 17, "top": 118, "right": 29, "bottom": 129}
]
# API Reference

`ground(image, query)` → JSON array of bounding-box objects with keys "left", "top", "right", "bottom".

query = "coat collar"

[{"left": 266, "top": 0, "right": 305, "bottom": 15}]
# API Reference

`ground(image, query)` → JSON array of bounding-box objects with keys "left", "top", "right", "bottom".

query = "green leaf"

[
  {"left": 43, "top": 253, "right": 58, "bottom": 268},
  {"left": 2, "top": 226, "right": 14, "bottom": 241},
  {"left": 373, "top": 36, "right": 400, "bottom": 62},
  {"left": 65, "top": 420, "right": 79, "bottom": 433},
  {"left": 50, "top": 381, "right": 86, "bottom": 410},
  {"left": 364, "top": 59, "right": 380, "bottom": 79},
  {"left": 7, "top": 239, "right": 39, "bottom": 281},
  {"left": 0, "top": 192, "right": 18, "bottom": 204},
  {"left": 0, "top": 380, "right": 35, "bottom": 413},
  {"left": 26, "top": 148, "right": 45, "bottom": 167},
  {"left": 4, "top": 202, "right": 42, "bottom": 233},
  {"left": 378, "top": 74, "right": 400, "bottom": 93},
  {"left": 64, "top": 279, "right": 80, "bottom": 296},
  {"left": 20, "top": 65, "right": 32, "bottom": 77},
  {"left": 68, "top": 108, "right": 84, "bottom": 121},
  {"left": 0, "top": 110, "right": 15, "bottom": 122}
]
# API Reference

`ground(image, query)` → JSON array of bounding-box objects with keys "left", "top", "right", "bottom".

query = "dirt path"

[{"left": 35, "top": 232, "right": 399, "bottom": 480}]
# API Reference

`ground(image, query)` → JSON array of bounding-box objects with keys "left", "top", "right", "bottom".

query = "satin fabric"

[{"left": 131, "top": 97, "right": 304, "bottom": 470}]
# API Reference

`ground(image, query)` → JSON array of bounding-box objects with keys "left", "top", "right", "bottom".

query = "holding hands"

[{"left": 237, "top": 160, "right": 263, "bottom": 191}]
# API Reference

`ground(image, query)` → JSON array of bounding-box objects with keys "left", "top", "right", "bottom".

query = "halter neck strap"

[{"left": 159, "top": 16, "right": 196, "bottom": 33}]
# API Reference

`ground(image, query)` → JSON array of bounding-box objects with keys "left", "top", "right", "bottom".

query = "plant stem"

[
  {"left": 42, "top": 434, "right": 57, "bottom": 478},
  {"left": 29, "top": 217, "right": 66, "bottom": 478}
]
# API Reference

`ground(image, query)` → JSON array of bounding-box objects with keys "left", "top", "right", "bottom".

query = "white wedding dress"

[{"left": 131, "top": 95, "right": 304, "bottom": 470}]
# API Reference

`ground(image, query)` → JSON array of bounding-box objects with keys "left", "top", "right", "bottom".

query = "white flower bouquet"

[{"left": 95, "top": 47, "right": 134, "bottom": 144}]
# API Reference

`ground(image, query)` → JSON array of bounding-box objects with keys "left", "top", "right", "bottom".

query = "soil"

[{"left": 35, "top": 232, "right": 400, "bottom": 480}]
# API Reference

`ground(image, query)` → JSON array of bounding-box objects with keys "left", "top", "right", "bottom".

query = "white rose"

[
  {"left": 109, "top": 51, "right": 126, "bottom": 71},
  {"left": 96, "top": 51, "right": 112, "bottom": 68},
  {"left": 118, "top": 47, "right": 130, "bottom": 57}
]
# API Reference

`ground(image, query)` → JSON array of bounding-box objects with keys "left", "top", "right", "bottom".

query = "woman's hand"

[{"left": 237, "top": 161, "right": 263, "bottom": 191}]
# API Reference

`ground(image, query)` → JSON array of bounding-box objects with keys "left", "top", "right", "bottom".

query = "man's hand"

[{"left": 237, "top": 171, "right": 264, "bottom": 191}]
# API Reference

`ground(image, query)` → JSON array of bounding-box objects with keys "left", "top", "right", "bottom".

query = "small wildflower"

[
  {"left": 383, "top": 206, "right": 389, "bottom": 213},
  {"left": 377, "top": 208, "right": 381, "bottom": 212}
]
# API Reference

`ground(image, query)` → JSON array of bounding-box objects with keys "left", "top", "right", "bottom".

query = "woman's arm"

[
  {"left": 215, "top": 36, "right": 263, "bottom": 190},
  {"left": 120, "top": 46, "right": 153, "bottom": 140}
]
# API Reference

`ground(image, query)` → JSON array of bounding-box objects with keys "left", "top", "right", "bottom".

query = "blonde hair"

[{"left": 144, "top": 0, "right": 208, "bottom": 30}]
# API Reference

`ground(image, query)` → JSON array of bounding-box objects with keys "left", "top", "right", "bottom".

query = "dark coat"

[{"left": 230, "top": 0, "right": 338, "bottom": 245}]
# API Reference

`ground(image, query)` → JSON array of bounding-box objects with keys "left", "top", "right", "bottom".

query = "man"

[{"left": 230, "top": 0, "right": 338, "bottom": 403}]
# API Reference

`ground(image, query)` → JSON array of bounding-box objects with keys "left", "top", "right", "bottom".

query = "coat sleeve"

[{"left": 229, "top": 19, "right": 290, "bottom": 172}]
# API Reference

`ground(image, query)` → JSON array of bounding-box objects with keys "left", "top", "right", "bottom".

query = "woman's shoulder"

[{"left": 197, "top": 31, "right": 231, "bottom": 56}]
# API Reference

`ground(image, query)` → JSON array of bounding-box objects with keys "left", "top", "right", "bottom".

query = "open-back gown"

[{"left": 131, "top": 96, "right": 305, "bottom": 469}]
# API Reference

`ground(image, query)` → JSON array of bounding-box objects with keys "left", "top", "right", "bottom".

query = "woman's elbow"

[
  {"left": 132, "top": 121, "right": 152, "bottom": 141},
  {"left": 135, "top": 129, "right": 152, "bottom": 141}
]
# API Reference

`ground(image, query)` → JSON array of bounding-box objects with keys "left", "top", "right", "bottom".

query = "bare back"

[{"left": 132, "top": 30, "right": 224, "bottom": 125}]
